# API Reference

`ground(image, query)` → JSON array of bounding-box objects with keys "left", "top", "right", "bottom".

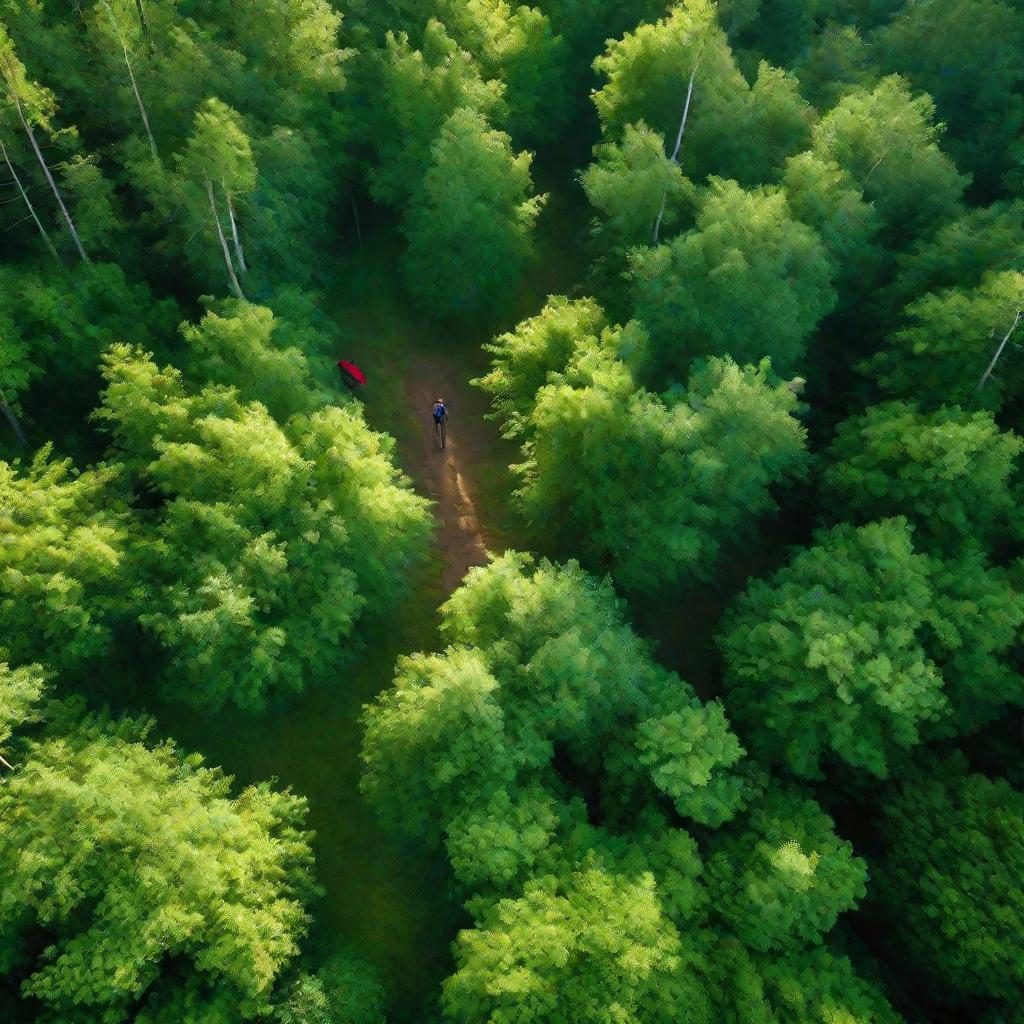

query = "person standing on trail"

[{"left": 433, "top": 398, "right": 448, "bottom": 449}]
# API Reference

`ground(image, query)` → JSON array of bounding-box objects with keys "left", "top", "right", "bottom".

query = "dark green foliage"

[
  {"left": 871, "top": 0, "right": 1024, "bottom": 195},
  {"left": 874, "top": 758, "right": 1024, "bottom": 1010},
  {"left": 0, "top": 262, "right": 179, "bottom": 428},
  {"left": 273, "top": 955, "right": 386, "bottom": 1024}
]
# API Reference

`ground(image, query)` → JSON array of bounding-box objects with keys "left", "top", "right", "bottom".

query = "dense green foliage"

[
  {"left": 4, "top": 0, "right": 1024, "bottom": 1020},
  {"left": 363, "top": 554, "right": 890, "bottom": 1024}
]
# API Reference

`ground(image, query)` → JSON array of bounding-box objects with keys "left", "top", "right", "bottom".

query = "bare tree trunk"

[
  {"left": 134, "top": 0, "right": 154, "bottom": 55},
  {"left": 2, "top": 64, "right": 89, "bottom": 262},
  {"left": 0, "top": 388, "right": 28, "bottom": 448},
  {"left": 0, "top": 751, "right": 13, "bottom": 771},
  {"left": 350, "top": 189, "right": 363, "bottom": 246},
  {"left": 653, "top": 63, "right": 697, "bottom": 246},
  {"left": 102, "top": 0, "right": 158, "bottom": 161},
  {"left": 977, "top": 308, "right": 1023, "bottom": 391},
  {"left": 207, "top": 178, "right": 245, "bottom": 300},
  {"left": 1, "top": 138, "right": 61, "bottom": 264},
  {"left": 224, "top": 186, "right": 247, "bottom": 272}
]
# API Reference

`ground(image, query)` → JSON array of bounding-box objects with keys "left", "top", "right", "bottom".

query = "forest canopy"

[{"left": 2, "top": 0, "right": 1023, "bottom": 1022}]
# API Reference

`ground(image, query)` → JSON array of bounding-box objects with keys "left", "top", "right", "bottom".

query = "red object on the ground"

[{"left": 337, "top": 360, "right": 367, "bottom": 385}]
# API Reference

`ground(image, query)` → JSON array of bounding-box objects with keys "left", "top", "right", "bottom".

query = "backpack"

[{"left": 433, "top": 403, "right": 446, "bottom": 423}]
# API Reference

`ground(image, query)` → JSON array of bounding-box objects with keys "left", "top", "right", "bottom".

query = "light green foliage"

[
  {"left": 181, "top": 299, "right": 328, "bottom": 420},
  {"left": 869, "top": 271, "right": 1024, "bottom": 411},
  {"left": 582, "top": 121, "right": 692, "bottom": 247},
  {"left": 364, "top": 555, "right": 891, "bottom": 1022},
  {"left": 875, "top": 760, "right": 1024, "bottom": 1005},
  {"left": 629, "top": 179, "right": 835, "bottom": 380},
  {"left": 811, "top": 76, "right": 966, "bottom": 243},
  {"left": 631, "top": 701, "right": 747, "bottom": 827},
  {"left": 513, "top": 351, "right": 808, "bottom": 592},
  {"left": 401, "top": 107, "right": 544, "bottom": 317},
  {"left": 780, "top": 151, "right": 879, "bottom": 294},
  {"left": 720, "top": 518, "right": 944, "bottom": 778},
  {"left": 445, "top": 786, "right": 560, "bottom": 894},
  {"left": 361, "top": 647, "right": 521, "bottom": 838},
  {"left": 274, "top": 954, "right": 386, "bottom": 1024},
  {"left": 719, "top": 518, "right": 1024, "bottom": 778},
  {"left": 872, "top": 0, "right": 1024, "bottom": 193},
  {"left": 442, "top": 864, "right": 688, "bottom": 1024},
  {"left": 474, "top": 295, "right": 618, "bottom": 437},
  {"left": 0, "top": 447, "right": 127, "bottom": 676},
  {"left": 754, "top": 949, "right": 906, "bottom": 1024},
  {"left": 0, "top": 713, "right": 314, "bottom": 1021},
  {"left": 0, "top": 661, "right": 45, "bottom": 749},
  {"left": 705, "top": 786, "right": 867, "bottom": 953},
  {"left": 58, "top": 151, "right": 123, "bottom": 252},
  {"left": 219, "top": 0, "right": 349, "bottom": 92},
  {"left": 368, "top": 21, "right": 503, "bottom": 208},
  {"left": 822, "top": 402, "right": 1022, "bottom": 549},
  {"left": 94, "top": 344, "right": 429, "bottom": 709},
  {"left": 181, "top": 97, "right": 257, "bottom": 194},
  {"left": 0, "top": 21, "right": 58, "bottom": 129},
  {"left": 437, "top": 553, "right": 679, "bottom": 746},
  {"left": 593, "top": 1, "right": 811, "bottom": 186},
  {"left": 364, "top": 552, "right": 738, "bottom": 841}
]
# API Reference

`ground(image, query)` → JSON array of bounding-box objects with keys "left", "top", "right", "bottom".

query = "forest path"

[{"left": 399, "top": 354, "right": 492, "bottom": 592}]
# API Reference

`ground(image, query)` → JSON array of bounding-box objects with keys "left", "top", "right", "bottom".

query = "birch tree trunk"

[
  {"left": 1, "top": 63, "right": 89, "bottom": 262},
  {"left": 134, "top": 0, "right": 154, "bottom": 55},
  {"left": 102, "top": 0, "right": 158, "bottom": 161},
  {"left": 977, "top": 308, "right": 1023, "bottom": 391},
  {"left": 207, "top": 178, "right": 245, "bottom": 299},
  {"left": 653, "top": 63, "right": 697, "bottom": 246},
  {"left": 1, "top": 138, "right": 61, "bottom": 264},
  {"left": 0, "top": 387, "right": 28, "bottom": 448},
  {"left": 224, "top": 186, "right": 247, "bottom": 272}
]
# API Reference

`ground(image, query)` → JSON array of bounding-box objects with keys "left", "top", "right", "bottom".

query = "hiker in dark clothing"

[{"left": 433, "top": 398, "right": 448, "bottom": 449}]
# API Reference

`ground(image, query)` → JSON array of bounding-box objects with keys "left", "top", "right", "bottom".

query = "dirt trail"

[{"left": 400, "top": 354, "right": 494, "bottom": 592}]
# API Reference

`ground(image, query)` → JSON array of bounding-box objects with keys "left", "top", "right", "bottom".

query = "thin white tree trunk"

[
  {"left": 102, "top": 0, "right": 158, "bottom": 161},
  {"left": 1, "top": 138, "right": 61, "bottom": 264},
  {"left": 977, "top": 308, "right": 1023, "bottom": 391},
  {"left": 0, "top": 387, "right": 28, "bottom": 448},
  {"left": 653, "top": 63, "right": 697, "bottom": 245},
  {"left": 207, "top": 178, "right": 245, "bottom": 299},
  {"left": 0, "top": 751, "right": 13, "bottom": 770},
  {"left": 2, "top": 64, "right": 89, "bottom": 262},
  {"left": 224, "top": 186, "right": 247, "bottom": 272},
  {"left": 134, "top": 0, "right": 154, "bottom": 55}
]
